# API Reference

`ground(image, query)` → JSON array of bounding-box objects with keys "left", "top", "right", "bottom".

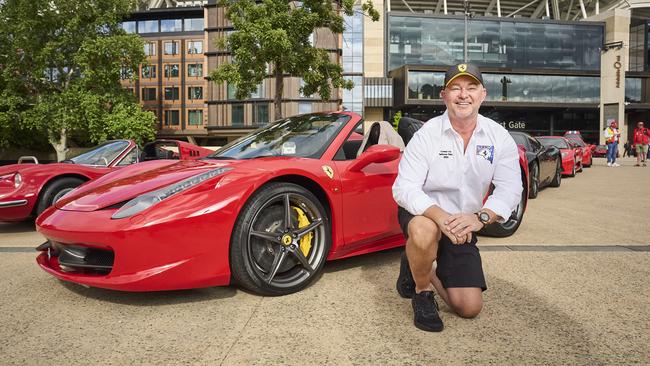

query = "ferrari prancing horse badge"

[{"left": 322, "top": 165, "right": 334, "bottom": 179}]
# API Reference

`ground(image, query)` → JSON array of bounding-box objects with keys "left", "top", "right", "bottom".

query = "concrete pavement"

[{"left": 0, "top": 156, "right": 649, "bottom": 365}]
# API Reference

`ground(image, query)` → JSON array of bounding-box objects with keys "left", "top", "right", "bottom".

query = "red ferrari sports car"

[
  {"left": 567, "top": 137, "right": 592, "bottom": 168},
  {"left": 537, "top": 136, "right": 580, "bottom": 177},
  {"left": 0, "top": 140, "right": 212, "bottom": 222},
  {"left": 36, "top": 112, "right": 529, "bottom": 296}
]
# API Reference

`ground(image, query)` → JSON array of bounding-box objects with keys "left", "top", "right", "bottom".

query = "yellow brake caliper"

[{"left": 292, "top": 206, "right": 313, "bottom": 257}]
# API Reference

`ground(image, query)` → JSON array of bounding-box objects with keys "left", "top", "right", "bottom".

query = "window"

[
  {"left": 141, "top": 65, "right": 156, "bottom": 79},
  {"left": 161, "top": 19, "right": 182, "bottom": 33},
  {"left": 187, "top": 63, "right": 203, "bottom": 77},
  {"left": 228, "top": 82, "right": 264, "bottom": 99},
  {"left": 144, "top": 42, "right": 156, "bottom": 56},
  {"left": 254, "top": 104, "right": 269, "bottom": 125},
  {"left": 164, "top": 41, "right": 179, "bottom": 55},
  {"left": 164, "top": 87, "right": 179, "bottom": 101},
  {"left": 142, "top": 88, "right": 157, "bottom": 101},
  {"left": 120, "top": 67, "right": 134, "bottom": 80},
  {"left": 298, "top": 102, "right": 312, "bottom": 114},
  {"left": 164, "top": 64, "right": 179, "bottom": 78},
  {"left": 138, "top": 20, "right": 159, "bottom": 33},
  {"left": 188, "top": 86, "right": 203, "bottom": 100},
  {"left": 232, "top": 105, "right": 244, "bottom": 126},
  {"left": 188, "top": 110, "right": 203, "bottom": 126},
  {"left": 187, "top": 40, "right": 203, "bottom": 54},
  {"left": 164, "top": 110, "right": 180, "bottom": 126},
  {"left": 116, "top": 148, "right": 139, "bottom": 166},
  {"left": 184, "top": 18, "right": 204, "bottom": 31},
  {"left": 121, "top": 21, "right": 136, "bottom": 33}
]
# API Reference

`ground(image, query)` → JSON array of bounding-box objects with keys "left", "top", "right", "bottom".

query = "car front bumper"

[{"left": 36, "top": 202, "right": 238, "bottom": 292}]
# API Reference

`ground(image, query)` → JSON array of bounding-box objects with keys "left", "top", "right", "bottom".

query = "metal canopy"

[{"left": 389, "top": 0, "right": 650, "bottom": 19}]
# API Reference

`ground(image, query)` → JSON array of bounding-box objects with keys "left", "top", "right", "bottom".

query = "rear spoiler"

[{"left": 17, "top": 156, "right": 39, "bottom": 164}]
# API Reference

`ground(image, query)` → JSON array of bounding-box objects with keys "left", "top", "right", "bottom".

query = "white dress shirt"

[{"left": 392, "top": 112, "right": 523, "bottom": 222}]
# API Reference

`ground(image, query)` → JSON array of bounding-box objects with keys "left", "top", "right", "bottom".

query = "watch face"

[{"left": 479, "top": 212, "right": 490, "bottom": 223}]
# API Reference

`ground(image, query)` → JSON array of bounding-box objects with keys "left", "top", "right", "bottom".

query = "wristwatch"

[{"left": 476, "top": 211, "right": 490, "bottom": 227}]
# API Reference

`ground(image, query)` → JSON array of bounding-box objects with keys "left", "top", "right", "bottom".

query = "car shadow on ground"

[
  {"left": 0, "top": 220, "right": 37, "bottom": 234},
  {"left": 58, "top": 280, "right": 238, "bottom": 306}
]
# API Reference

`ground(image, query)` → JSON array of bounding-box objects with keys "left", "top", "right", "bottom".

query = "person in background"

[
  {"left": 633, "top": 121, "right": 650, "bottom": 167},
  {"left": 603, "top": 121, "right": 621, "bottom": 167}
]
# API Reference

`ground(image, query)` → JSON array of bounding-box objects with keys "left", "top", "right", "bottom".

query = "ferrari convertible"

[
  {"left": 0, "top": 140, "right": 212, "bottom": 222},
  {"left": 36, "top": 112, "right": 529, "bottom": 296}
]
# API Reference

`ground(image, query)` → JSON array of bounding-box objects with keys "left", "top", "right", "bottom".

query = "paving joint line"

[{"left": 218, "top": 296, "right": 264, "bottom": 366}]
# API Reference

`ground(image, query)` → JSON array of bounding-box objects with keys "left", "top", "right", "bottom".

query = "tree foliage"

[
  {"left": 0, "top": 0, "right": 155, "bottom": 159},
  {"left": 210, "top": 0, "right": 379, "bottom": 120}
]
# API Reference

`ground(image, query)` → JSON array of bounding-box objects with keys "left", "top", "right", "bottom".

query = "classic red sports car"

[
  {"left": 592, "top": 144, "right": 608, "bottom": 158},
  {"left": 538, "top": 136, "right": 580, "bottom": 177},
  {"left": 35, "top": 112, "right": 529, "bottom": 296},
  {"left": 0, "top": 140, "right": 212, "bottom": 222}
]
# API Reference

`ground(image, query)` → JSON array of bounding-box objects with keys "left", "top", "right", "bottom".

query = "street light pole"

[{"left": 463, "top": 0, "right": 470, "bottom": 62}]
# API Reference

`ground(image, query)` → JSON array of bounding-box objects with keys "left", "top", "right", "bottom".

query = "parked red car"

[
  {"left": 0, "top": 140, "right": 213, "bottom": 222},
  {"left": 35, "top": 112, "right": 530, "bottom": 296},
  {"left": 567, "top": 137, "right": 593, "bottom": 167},
  {"left": 592, "top": 144, "right": 608, "bottom": 158},
  {"left": 538, "top": 136, "right": 580, "bottom": 177}
]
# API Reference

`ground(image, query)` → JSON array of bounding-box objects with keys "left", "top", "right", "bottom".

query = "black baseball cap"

[{"left": 444, "top": 63, "right": 484, "bottom": 88}]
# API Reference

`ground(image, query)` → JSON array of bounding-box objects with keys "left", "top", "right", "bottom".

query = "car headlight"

[
  {"left": 111, "top": 167, "right": 232, "bottom": 220},
  {"left": 0, "top": 173, "right": 21, "bottom": 189}
]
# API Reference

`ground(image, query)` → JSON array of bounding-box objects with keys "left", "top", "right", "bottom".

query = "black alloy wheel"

[
  {"left": 550, "top": 158, "right": 562, "bottom": 188},
  {"left": 230, "top": 182, "right": 330, "bottom": 296},
  {"left": 528, "top": 162, "right": 539, "bottom": 199},
  {"left": 35, "top": 177, "right": 85, "bottom": 216}
]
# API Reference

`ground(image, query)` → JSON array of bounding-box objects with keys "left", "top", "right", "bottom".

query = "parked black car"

[{"left": 509, "top": 132, "right": 562, "bottom": 199}]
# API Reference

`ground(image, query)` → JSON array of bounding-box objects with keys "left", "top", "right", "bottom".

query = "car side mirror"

[{"left": 349, "top": 145, "right": 401, "bottom": 172}]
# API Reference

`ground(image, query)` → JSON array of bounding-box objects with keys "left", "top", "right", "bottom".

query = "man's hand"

[{"left": 444, "top": 213, "right": 484, "bottom": 244}]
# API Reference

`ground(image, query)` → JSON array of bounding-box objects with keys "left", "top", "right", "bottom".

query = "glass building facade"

[
  {"left": 407, "top": 71, "right": 599, "bottom": 103},
  {"left": 342, "top": 9, "right": 363, "bottom": 115},
  {"left": 388, "top": 16, "right": 603, "bottom": 71}
]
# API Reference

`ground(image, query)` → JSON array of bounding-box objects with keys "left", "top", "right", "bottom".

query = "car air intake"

[{"left": 56, "top": 244, "right": 114, "bottom": 274}]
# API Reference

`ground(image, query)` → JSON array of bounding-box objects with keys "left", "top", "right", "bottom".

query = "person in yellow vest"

[{"left": 603, "top": 121, "right": 621, "bottom": 167}]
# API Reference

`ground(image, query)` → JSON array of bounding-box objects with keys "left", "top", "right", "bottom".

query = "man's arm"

[
  {"left": 392, "top": 131, "right": 436, "bottom": 216},
  {"left": 483, "top": 133, "right": 523, "bottom": 223}
]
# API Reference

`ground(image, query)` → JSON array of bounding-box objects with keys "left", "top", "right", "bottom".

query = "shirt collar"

[{"left": 441, "top": 111, "right": 485, "bottom": 135}]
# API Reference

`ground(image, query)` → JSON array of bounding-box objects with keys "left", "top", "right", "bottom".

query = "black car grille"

[{"left": 55, "top": 243, "right": 114, "bottom": 275}]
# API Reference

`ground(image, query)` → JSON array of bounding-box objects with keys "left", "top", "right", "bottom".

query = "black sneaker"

[
  {"left": 412, "top": 291, "right": 444, "bottom": 332},
  {"left": 396, "top": 251, "right": 415, "bottom": 299}
]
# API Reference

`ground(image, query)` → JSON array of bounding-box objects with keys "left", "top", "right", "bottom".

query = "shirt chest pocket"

[{"left": 423, "top": 154, "right": 461, "bottom": 190}]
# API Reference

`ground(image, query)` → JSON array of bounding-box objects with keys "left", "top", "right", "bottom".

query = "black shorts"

[{"left": 398, "top": 207, "right": 487, "bottom": 291}]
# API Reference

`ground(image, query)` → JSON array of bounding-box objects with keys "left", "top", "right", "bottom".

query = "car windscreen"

[
  {"left": 568, "top": 138, "right": 585, "bottom": 147},
  {"left": 539, "top": 138, "right": 569, "bottom": 149},
  {"left": 208, "top": 114, "right": 351, "bottom": 160},
  {"left": 70, "top": 141, "right": 130, "bottom": 166}
]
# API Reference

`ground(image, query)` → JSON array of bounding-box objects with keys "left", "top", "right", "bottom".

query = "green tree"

[
  {"left": 210, "top": 0, "right": 379, "bottom": 121},
  {"left": 0, "top": 0, "right": 155, "bottom": 160}
]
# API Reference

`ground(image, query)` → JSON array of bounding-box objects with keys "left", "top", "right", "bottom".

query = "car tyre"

[
  {"left": 550, "top": 159, "right": 562, "bottom": 187},
  {"left": 35, "top": 177, "right": 85, "bottom": 216},
  {"left": 480, "top": 176, "right": 528, "bottom": 238},
  {"left": 230, "top": 182, "right": 331, "bottom": 296},
  {"left": 569, "top": 162, "right": 576, "bottom": 177},
  {"left": 528, "top": 162, "right": 539, "bottom": 199}
]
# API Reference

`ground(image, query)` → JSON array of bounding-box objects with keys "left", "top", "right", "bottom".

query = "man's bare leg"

[{"left": 405, "top": 216, "right": 441, "bottom": 293}]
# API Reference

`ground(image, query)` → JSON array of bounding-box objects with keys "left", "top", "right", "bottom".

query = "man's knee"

[
  {"left": 407, "top": 216, "right": 440, "bottom": 249},
  {"left": 455, "top": 301, "right": 483, "bottom": 318}
]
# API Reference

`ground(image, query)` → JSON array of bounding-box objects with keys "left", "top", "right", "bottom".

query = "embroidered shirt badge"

[{"left": 476, "top": 145, "right": 494, "bottom": 163}]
